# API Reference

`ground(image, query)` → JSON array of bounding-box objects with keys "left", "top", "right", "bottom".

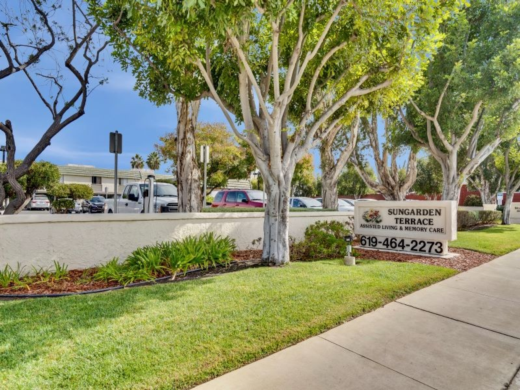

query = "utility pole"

[
  {"left": 200, "top": 145, "right": 210, "bottom": 208},
  {"left": 109, "top": 131, "right": 123, "bottom": 213}
]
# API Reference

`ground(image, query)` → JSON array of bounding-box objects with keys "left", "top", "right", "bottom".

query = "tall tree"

[
  {"left": 292, "top": 154, "right": 317, "bottom": 197},
  {"left": 146, "top": 151, "right": 161, "bottom": 171},
  {"left": 0, "top": 0, "right": 108, "bottom": 214},
  {"left": 495, "top": 138, "right": 520, "bottom": 224},
  {"left": 130, "top": 154, "right": 144, "bottom": 169},
  {"left": 401, "top": 1, "right": 520, "bottom": 202},
  {"left": 320, "top": 115, "right": 359, "bottom": 208},
  {"left": 91, "top": 3, "right": 207, "bottom": 212},
  {"left": 156, "top": 123, "right": 255, "bottom": 200},
  {"left": 0, "top": 161, "right": 60, "bottom": 209},
  {"left": 337, "top": 163, "right": 375, "bottom": 199},
  {"left": 467, "top": 155, "right": 503, "bottom": 205},
  {"left": 352, "top": 113, "right": 417, "bottom": 200},
  {"left": 94, "top": 0, "right": 458, "bottom": 264},
  {"left": 413, "top": 156, "right": 443, "bottom": 200}
]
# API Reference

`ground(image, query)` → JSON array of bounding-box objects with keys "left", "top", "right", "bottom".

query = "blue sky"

[{"left": 0, "top": 52, "right": 238, "bottom": 175}]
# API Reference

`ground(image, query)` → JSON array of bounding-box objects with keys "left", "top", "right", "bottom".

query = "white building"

[{"left": 58, "top": 165, "right": 174, "bottom": 196}]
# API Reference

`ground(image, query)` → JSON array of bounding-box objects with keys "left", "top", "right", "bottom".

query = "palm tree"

[
  {"left": 130, "top": 154, "right": 144, "bottom": 169},
  {"left": 146, "top": 152, "right": 161, "bottom": 171}
]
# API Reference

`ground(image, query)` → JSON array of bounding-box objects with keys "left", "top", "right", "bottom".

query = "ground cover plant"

[
  {"left": 0, "top": 260, "right": 455, "bottom": 389},
  {"left": 450, "top": 225, "right": 520, "bottom": 256},
  {"left": 0, "top": 233, "right": 236, "bottom": 293}
]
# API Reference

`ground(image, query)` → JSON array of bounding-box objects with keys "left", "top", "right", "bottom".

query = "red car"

[{"left": 212, "top": 190, "right": 266, "bottom": 208}]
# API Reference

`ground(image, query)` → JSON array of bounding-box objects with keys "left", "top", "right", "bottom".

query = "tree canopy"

[{"left": 156, "top": 123, "right": 255, "bottom": 194}]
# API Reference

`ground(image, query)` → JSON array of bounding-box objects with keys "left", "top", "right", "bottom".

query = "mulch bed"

[
  {"left": 0, "top": 256, "right": 263, "bottom": 297},
  {"left": 0, "top": 248, "right": 495, "bottom": 297},
  {"left": 355, "top": 247, "right": 496, "bottom": 272}
]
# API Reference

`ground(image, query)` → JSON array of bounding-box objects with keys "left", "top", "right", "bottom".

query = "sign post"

[
  {"left": 354, "top": 201, "right": 457, "bottom": 257},
  {"left": 200, "top": 145, "right": 210, "bottom": 208},
  {"left": 109, "top": 131, "right": 122, "bottom": 213}
]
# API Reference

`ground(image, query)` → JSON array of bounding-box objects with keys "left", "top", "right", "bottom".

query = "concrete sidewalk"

[{"left": 195, "top": 250, "right": 520, "bottom": 390}]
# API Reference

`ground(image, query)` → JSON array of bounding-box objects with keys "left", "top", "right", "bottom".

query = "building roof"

[{"left": 58, "top": 165, "right": 173, "bottom": 181}]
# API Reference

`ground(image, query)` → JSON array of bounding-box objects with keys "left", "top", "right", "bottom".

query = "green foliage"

[
  {"left": 130, "top": 154, "right": 145, "bottom": 169},
  {"left": 47, "top": 183, "right": 71, "bottom": 199},
  {"left": 67, "top": 184, "right": 93, "bottom": 200},
  {"left": 406, "top": 1, "right": 520, "bottom": 168},
  {"left": 463, "top": 195, "right": 483, "bottom": 207},
  {"left": 146, "top": 151, "right": 161, "bottom": 171},
  {"left": 292, "top": 221, "right": 351, "bottom": 261},
  {"left": 337, "top": 163, "right": 375, "bottom": 198},
  {"left": 94, "top": 233, "right": 236, "bottom": 285},
  {"left": 292, "top": 154, "right": 317, "bottom": 197},
  {"left": 478, "top": 211, "right": 502, "bottom": 225},
  {"left": 0, "top": 161, "right": 60, "bottom": 198},
  {"left": 156, "top": 123, "right": 255, "bottom": 194},
  {"left": 47, "top": 183, "right": 93, "bottom": 200},
  {"left": 0, "top": 264, "right": 25, "bottom": 288},
  {"left": 413, "top": 156, "right": 443, "bottom": 198},
  {"left": 52, "top": 199, "right": 75, "bottom": 213},
  {"left": 457, "top": 210, "right": 502, "bottom": 230}
]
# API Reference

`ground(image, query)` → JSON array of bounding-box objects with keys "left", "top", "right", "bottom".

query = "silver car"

[
  {"left": 290, "top": 197, "right": 323, "bottom": 209},
  {"left": 316, "top": 198, "right": 355, "bottom": 211}
]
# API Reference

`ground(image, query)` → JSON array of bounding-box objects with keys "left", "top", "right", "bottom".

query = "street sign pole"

[
  {"left": 110, "top": 131, "right": 123, "bottom": 213},
  {"left": 200, "top": 145, "right": 210, "bottom": 208},
  {"left": 114, "top": 139, "right": 118, "bottom": 214}
]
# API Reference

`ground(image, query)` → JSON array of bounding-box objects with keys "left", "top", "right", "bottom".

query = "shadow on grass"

[{"left": 0, "top": 278, "right": 215, "bottom": 371}]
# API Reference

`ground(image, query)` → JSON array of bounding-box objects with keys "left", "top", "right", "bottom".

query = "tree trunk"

[
  {"left": 321, "top": 173, "right": 338, "bottom": 210},
  {"left": 262, "top": 177, "right": 291, "bottom": 265},
  {"left": 176, "top": 98, "right": 202, "bottom": 213},
  {"left": 1, "top": 120, "right": 27, "bottom": 215},
  {"left": 502, "top": 190, "right": 513, "bottom": 225}
]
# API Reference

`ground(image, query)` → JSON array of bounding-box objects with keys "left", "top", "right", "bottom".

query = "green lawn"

[
  {"left": 0, "top": 260, "right": 455, "bottom": 390},
  {"left": 451, "top": 224, "right": 520, "bottom": 256}
]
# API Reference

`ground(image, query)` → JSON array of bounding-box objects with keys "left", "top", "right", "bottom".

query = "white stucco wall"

[
  {"left": 458, "top": 204, "right": 497, "bottom": 212},
  {"left": 0, "top": 212, "right": 353, "bottom": 271}
]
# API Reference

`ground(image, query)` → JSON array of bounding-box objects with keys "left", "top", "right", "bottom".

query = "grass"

[
  {"left": 0, "top": 260, "right": 455, "bottom": 389},
  {"left": 451, "top": 224, "right": 520, "bottom": 256}
]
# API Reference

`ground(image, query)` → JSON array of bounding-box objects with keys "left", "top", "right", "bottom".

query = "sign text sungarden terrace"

[{"left": 354, "top": 201, "right": 457, "bottom": 257}]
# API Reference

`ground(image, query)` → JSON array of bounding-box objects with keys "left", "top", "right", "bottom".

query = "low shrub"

[
  {"left": 478, "top": 210, "right": 502, "bottom": 225},
  {"left": 291, "top": 220, "right": 351, "bottom": 261},
  {"left": 463, "top": 195, "right": 483, "bottom": 207},
  {"left": 52, "top": 199, "right": 74, "bottom": 213},
  {"left": 458, "top": 211, "right": 479, "bottom": 230},
  {"left": 457, "top": 210, "right": 502, "bottom": 230},
  {"left": 94, "top": 233, "right": 236, "bottom": 285}
]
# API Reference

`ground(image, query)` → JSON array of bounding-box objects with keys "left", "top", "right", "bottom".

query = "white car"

[
  {"left": 290, "top": 197, "right": 323, "bottom": 209},
  {"left": 105, "top": 182, "right": 178, "bottom": 213},
  {"left": 316, "top": 198, "right": 355, "bottom": 211},
  {"left": 27, "top": 194, "right": 51, "bottom": 210}
]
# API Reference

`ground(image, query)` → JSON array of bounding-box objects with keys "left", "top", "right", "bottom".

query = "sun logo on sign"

[{"left": 362, "top": 209, "right": 382, "bottom": 224}]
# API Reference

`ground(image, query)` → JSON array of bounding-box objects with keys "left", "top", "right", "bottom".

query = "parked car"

[
  {"left": 82, "top": 196, "right": 106, "bottom": 213},
  {"left": 105, "top": 182, "right": 178, "bottom": 213},
  {"left": 315, "top": 198, "right": 355, "bottom": 211},
  {"left": 211, "top": 190, "right": 267, "bottom": 208},
  {"left": 290, "top": 197, "right": 323, "bottom": 209},
  {"left": 27, "top": 194, "right": 51, "bottom": 211}
]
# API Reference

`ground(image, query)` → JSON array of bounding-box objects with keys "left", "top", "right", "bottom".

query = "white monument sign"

[
  {"left": 354, "top": 201, "right": 457, "bottom": 256},
  {"left": 510, "top": 202, "right": 520, "bottom": 224}
]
